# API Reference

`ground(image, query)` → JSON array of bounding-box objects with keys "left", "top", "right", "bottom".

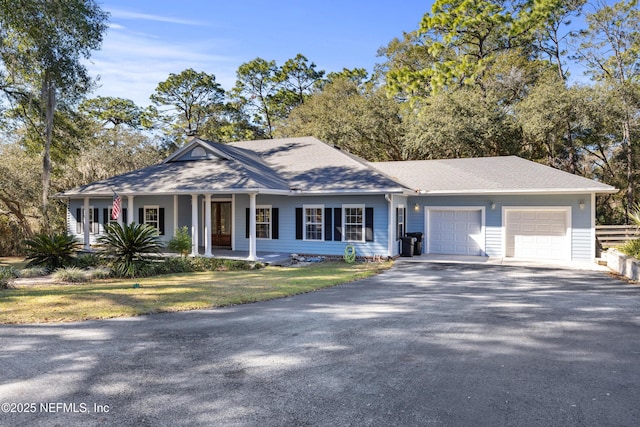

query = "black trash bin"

[
  {"left": 406, "top": 232, "right": 423, "bottom": 255},
  {"left": 400, "top": 236, "right": 416, "bottom": 257}
]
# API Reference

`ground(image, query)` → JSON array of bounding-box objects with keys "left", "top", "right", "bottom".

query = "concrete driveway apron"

[{"left": 1, "top": 262, "right": 639, "bottom": 426}]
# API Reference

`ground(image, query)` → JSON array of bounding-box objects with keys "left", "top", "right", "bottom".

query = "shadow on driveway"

[{"left": 1, "top": 263, "right": 639, "bottom": 426}]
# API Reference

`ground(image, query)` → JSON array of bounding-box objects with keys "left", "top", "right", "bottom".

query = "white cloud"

[
  {"left": 107, "top": 8, "right": 205, "bottom": 26},
  {"left": 86, "top": 25, "right": 239, "bottom": 106}
]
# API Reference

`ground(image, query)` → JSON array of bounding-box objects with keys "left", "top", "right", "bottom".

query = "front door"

[{"left": 212, "top": 202, "right": 232, "bottom": 247}]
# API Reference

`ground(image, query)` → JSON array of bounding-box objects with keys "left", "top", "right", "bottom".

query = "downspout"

[{"left": 386, "top": 194, "right": 393, "bottom": 258}]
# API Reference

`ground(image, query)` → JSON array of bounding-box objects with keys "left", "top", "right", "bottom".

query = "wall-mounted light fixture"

[
  {"left": 414, "top": 203, "right": 420, "bottom": 211},
  {"left": 579, "top": 200, "right": 585, "bottom": 210},
  {"left": 490, "top": 202, "right": 496, "bottom": 211}
]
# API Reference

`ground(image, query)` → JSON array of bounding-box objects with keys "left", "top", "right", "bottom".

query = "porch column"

[
  {"left": 83, "top": 197, "right": 90, "bottom": 250},
  {"left": 204, "top": 194, "right": 212, "bottom": 257},
  {"left": 127, "top": 195, "right": 134, "bottom": 224},
  {"left": 191, "top": 194, "right": 199, "bottom": 256},
  {"left": 173, "top": 195, "right": 178, "bottom": 236},
  {"left": 248, "top": 193, "right": 257, "bottom": 261}
]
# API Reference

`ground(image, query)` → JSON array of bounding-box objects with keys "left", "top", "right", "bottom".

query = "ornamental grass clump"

[
  {"left": 621, "top": 203, "right": 640, "bottom": 259},
  {"left": 0, "top": 267, "right": 19, "bottom": 290},
  {"left": 53, "top": 267, "right": 87, "bottom": 283}
]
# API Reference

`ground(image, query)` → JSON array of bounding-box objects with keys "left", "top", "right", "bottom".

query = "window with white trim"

[
  {"left": 76, "top": 207, "right": 98, "bottom": 234},
  {"left": 144, "top": 206, "right": 159, "bottom": 230},
  {"left": 256, "top": 206, "right": 271, "bottom": 239},
  {"left": 343, "top": 205, "right": 364, "bottom": 242},
  {"left": 304, "top": 205, "right": 324, "bottom": 241}
]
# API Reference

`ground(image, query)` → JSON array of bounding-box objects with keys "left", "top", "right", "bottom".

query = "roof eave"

[{"left": 415, "top": 188, "right": 618, "bottom": 196}]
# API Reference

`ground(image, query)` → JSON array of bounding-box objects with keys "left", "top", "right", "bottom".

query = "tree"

[
  {"left": 231, "top": 58, "right": 280, "bottom": 138},
  {"left": 276, "top": 53, "right": 324, "bottom": 109},
  {"left": 0, "top": 141, "right": 40, "bottom": 240},
  {"left": 377, "top": 31, "right": 439, "bottom": 98},
  {"left": 0, "top": 0, "right": 109, "bottom": 226},
  {"left": 80, "top": 96, "right": 145, "bottom": 128},
  {"left": 516, "top": 73, "right": 581, "bottom": 169},
  {"left": 388, "top": 0, "right": 569, "bottom": 95},
  {"left": 231, "top": 55, "right": 325, "bottom": 139},
  {"left": 574, "top": 0, "right": 640, "bottom": 219},
  {"left": 150, "top": 68, "right": 225, "bottom": 140},
  {"left": 278, "top": 75, "right": 405, "bottom": 161},
  {"left": 403, "top": 84, "right": 522, "bottom": 159}
]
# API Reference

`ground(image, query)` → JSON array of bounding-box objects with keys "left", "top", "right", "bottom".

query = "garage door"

[
  {"left": 505, "top": 209, "right": 569, "bottom": 260},
  {"left": 427, "top": 209, "right": 483, "bottom": 255}
]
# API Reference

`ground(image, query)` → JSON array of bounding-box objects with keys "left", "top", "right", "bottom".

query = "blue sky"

[{"left": 88, "top": 1, "right": 432, "bottom": 106}]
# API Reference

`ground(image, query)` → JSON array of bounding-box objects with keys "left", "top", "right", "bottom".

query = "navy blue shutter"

[
  {"left": 159, "top": 208, "right": 165, "bottom": 235},
  {"left": 138, "top": 208, "right": 144, "bottom": 225},
  {"left": 365, "top": 207, "right": 374, "bottom": 242},
  {"left": 122, "top": 208, "right": 128, "bottom": 225},
  {"left": 295, "top": 208, "right": 303, "bottom": 240},
  {"left": 324, "top": 207, "right": 332, "bottom": 241},
  {"left": 334, "top": 208, "right": 342, "bottom": 241},
  {"left": 245, "top": 208, "right": 250, "bottom": 238},
  {"left": 103, "top": 208, "right": 109, "bottom": 226},
  {"left": 272, "top": 208, "right": 279, "bottom": 239}
]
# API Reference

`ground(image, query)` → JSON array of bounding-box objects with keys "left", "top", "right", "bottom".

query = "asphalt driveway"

[{"left": 1, "top": 262, "right": 639, "bottom": 427}]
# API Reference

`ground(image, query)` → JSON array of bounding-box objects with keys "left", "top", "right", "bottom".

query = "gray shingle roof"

[
  {"left": 370, "top": 156, "right": 617, "bottom": 194},
  {"left": 57, "top": 138, "right": 615, "bottom": 198},
  {"left": 57, "top": 137, "right": 406, "bottom": 197},
  {"left": 58, "top": 139, "right": 291, "bottom": 197},
  {"left": 229, "top": 137, "right": 405, "bottom": 192}
]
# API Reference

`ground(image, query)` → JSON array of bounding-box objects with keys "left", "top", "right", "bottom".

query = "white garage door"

[
  {"left": 505, "top": 209, "right": 569, "bottom": 260},
  {"left": 427, "top": 209, "right": 483, "bottom": 255}
]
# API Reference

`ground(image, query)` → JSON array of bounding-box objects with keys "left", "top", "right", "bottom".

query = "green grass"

[{"left": 0, "top": 261, "right": 392, "bottom": 324}]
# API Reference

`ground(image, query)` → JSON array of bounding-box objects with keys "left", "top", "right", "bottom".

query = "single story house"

[{"left": 56, "top": 136, "right": 616, "bottom": 263}]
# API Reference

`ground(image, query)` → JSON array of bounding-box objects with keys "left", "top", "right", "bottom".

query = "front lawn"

[{"left": 0, "top": 261, "right": 391, "bottom": 324}]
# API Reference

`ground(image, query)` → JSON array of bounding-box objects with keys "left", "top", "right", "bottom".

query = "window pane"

[
  {"left": 304, "top": 207, "right": 323, "bottom": 240},
  {"left": 145, "top": 208, "right": 159, "bottom": 230},
  {"left": 255, "top": 207, "right": 271, "bottom": 239},
  {"left": 344, "top": 207, "right": 363, "bottom": 242}
]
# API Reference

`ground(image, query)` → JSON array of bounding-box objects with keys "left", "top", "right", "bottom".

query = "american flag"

[{"left": 111, "top": 193, "right": 121, "bottom": 221}]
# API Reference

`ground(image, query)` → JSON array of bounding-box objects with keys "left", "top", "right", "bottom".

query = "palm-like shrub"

[
  {"left": 98, "top": 222, "right": 163, "bottom": 278},
  {"left": 167, "top": 226, "right": 192, "bottom": 256},
  {"left": 23, "top": 233, "right": 79, "bottom": 271}
]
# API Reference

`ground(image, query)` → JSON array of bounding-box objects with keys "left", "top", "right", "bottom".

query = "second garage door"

[
  {"left": 427, "top": 209, "right": 483, "bottom": 255},
  {"left": 504, "top": 209, "right": 570, "bottom": 260}
]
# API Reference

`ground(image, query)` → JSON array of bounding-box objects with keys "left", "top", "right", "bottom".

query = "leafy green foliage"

[
  {"left": 619, "top": 239, "right": 640, "bottom": 258},
  {"left": 73, "top": 253, "right": 102, "bottom": 269},
  {"left": 232, "top": 55, "right": 325, "bottom": 138},
  {"left": 97, "top": 223, "right": 163, "bottom": 278},
  {"left": 80, "top": 96, "right": 145, "bottom": 128},
  {"left": 167, "top": 226, "right": 192, "bottom": 256},
  {"left": 0, "top": 0, "right": 109, "bottom": 223},
  {"left": 151, "top": 68, "right": 225, "bottom": 139},
  {"left": 279, "top": 75, "right": 405, "bottom": 160},
  {"left": 23, "top": 233, "right": 80, "bottom": 270}
]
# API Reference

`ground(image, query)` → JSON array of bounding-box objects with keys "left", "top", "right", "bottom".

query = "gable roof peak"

[{"left": 163, "top": 137, "right": 231, "bottom": 163}]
